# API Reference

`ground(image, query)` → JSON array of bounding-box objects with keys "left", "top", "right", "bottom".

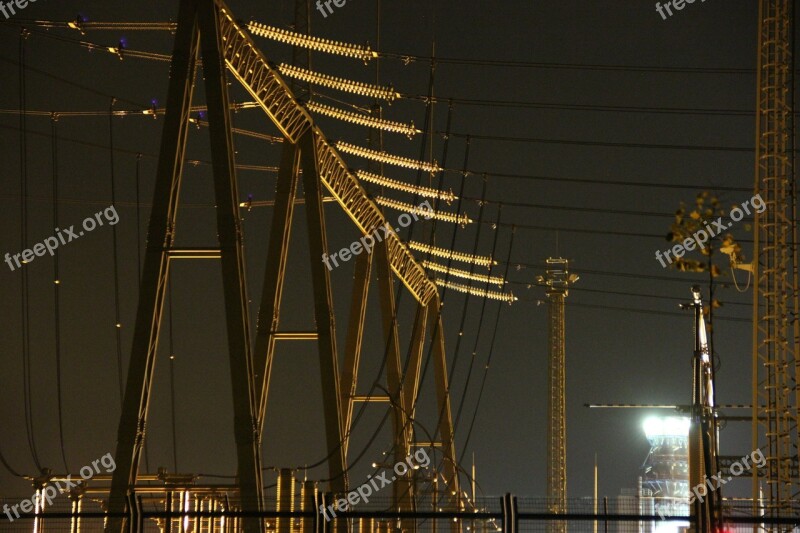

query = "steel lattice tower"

[
  {"left": 539, "top": 258, "right": 577, "bottom": 533},
  {"left": 752, "top": 0, "right": 800, "bottom": 524}
]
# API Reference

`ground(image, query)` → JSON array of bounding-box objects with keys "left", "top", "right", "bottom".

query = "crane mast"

[
  {"left": 752, "top": 0, "right": 800, "bottom": 525},
  {"left": 539, "top": 258, "right": 577, "bottom": 533}
]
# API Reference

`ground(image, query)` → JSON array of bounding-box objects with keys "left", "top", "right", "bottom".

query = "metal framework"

[
  {"left": 752, "top": 0, "right": 800, "bottom": 525},
  {"left": 683, "top": 287, "right": 721, "bottom": 533},
  {"left": 538, "top": 258, "right": 576, "bottom": 533},
  {"left": 105, "top": 0, "right": 459, "bottom": 531}
]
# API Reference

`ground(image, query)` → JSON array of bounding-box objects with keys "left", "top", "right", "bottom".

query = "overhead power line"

[
  {"left": 442, "top": 131, "right": 755, "bottom": 152},
  {"left": 0, "top": 25, "right": 764, "bottom": 118},
  {"left": 10, "top": 18, "right": 759, "bottom": 74}
]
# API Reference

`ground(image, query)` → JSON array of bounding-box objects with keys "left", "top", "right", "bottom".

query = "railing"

[{"left": 2, "top": 495, "right": 798, "bottom": 533}]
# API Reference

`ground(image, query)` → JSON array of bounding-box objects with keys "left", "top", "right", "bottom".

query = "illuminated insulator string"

[
  {"left": 337, "top": 141, "right": 441, "bottom": 173},
  {"left": 356, "top": 170, "right": 455, "bottom": 202},
  {"left": 435, "top": 278, "right": 517, "bottom": 303},
  {"left": 408, "top": 241, "right": 496, "bottom": 268},
  {"left": 375, "top": 196, "right": 471, "bottom": 225},
  {"left": 278, "top": 64, "right": 399, "bottom": 101},
  {"left": 248, "top": 21, "right": 377, "bottom": 62},
  {"left": 422, "top": 260, "right": 505, "bottom": 286},
  {"left": 306, "top": 102, "right": 420, "bottom": 137}
]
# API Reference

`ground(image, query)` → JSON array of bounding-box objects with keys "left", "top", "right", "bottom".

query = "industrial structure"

[
  {"left": 640, "top": 416, "right": 690, "bottom": 532},
  {"left": 537, "top": 258, "right": 577, "bottom": 533},
  {"left": 2, "top": 0, "right": 800, "bottom": 532},
  {"left": 750, "top": 0, "right": 800, "bottom": 522},
  {"left": 97, "top": 0, "right": 498, "bottom": 530}
]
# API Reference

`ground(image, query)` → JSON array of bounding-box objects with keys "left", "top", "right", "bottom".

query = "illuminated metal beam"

[
  {"left": 217, "top": 5, "right": 437, "bottom": 305},
  {"left": 310, "top": 130, "right": 438, "bottom": 304}
]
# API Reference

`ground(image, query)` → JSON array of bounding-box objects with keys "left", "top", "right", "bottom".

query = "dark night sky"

[{"left": 0, "top": 0, "right": 763, "bottom": 502}]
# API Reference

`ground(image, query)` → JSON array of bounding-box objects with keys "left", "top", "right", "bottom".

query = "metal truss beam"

[{"left": 215, "top": 1, "right": 437, "bottom": 305}]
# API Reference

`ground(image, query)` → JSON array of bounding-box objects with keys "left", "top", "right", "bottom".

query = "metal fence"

[{"left": 1, "top": 495, "right": 798, "bottom": 533}]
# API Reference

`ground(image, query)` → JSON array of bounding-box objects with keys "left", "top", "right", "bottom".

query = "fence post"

[{"left": 501, "top": 493, "right": 518, "bottom": 533}]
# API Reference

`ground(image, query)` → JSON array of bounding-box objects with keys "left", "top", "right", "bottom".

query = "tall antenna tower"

[
  {"left": 752, "top": 0, "right": 800, "bottom": 523},
  {"left": 538, "top": 258, "right": 578, "bottom": 533}
]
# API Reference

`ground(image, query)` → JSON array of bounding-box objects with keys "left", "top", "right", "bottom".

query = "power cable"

[
  {"left": 19, "top": 28, "right": 42, "bottom": 473},
  {"left": 0, "top": 123, "right": 281, "bottom": 173},
  {"left": 425, "top": 207, "right": 504, "bottom": 495},
  {"left": 439, "top": 131, "right": 755, "bottom": 152},
  {"left": 0, "top": 53, "right": 147, "bottom": 108},
  {"left": 169, "top": 282, "right": 178, "bottom": 473},
  {"left": 507, "top": 284, "right": 752, "bottom": 308},
  {"left": 0, "top": 24, "right": 770, "bottom": 123},
  {"left": 462, "top": 169, "right": 750, "bottom": 192},
  {"left": 554, "top": 302, "right": 749, "bottom": 323},
  {"left": 452, "top": 204, "right": 502, "bottom": 434},
  {"left": 6, "top": 18, "right": 763, "bottom": 75},
  {"left": 458, "top": 226, "right": 516, "bottom": 465},
  {"left": 109, "top": 99, "right": 125, "bottom": 406},
  {"left": 51, "top": 115, "right": 70, "bottom": 473},
  {"left": 308, "top": 45, "right": 442, "bottom": 485},
  {"left": 135, "top": 153, "right": 151, "bottom": 474}
]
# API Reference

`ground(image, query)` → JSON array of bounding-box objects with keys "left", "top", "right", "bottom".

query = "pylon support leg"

[
  {"left": 375, "top": 240, "right": 414, "bottom": 520},
  {"left": 340, "top": 250, "right": 373, "bottom": 458},
  {"left": 254, "top": 140, "right": 301, "bottom": 434},
  {"left": 198, "top": 0, "right": 264, "bottom": 525},
  {"left": 427, "top": 294, "right": 460, "bottom": 514},
  {"left": 106, "top": 0, "right": 200, "bottom": 528},
  {"left": 299, "top": 130, "right": 348, "bottom": 494}
]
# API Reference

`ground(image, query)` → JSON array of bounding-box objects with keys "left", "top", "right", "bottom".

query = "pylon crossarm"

[{"left": 213, "top": 0, "right": 437, "bottom": 305}]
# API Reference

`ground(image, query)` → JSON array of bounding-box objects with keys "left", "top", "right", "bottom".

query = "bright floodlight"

[{"left": 643, "top": 416, "right": 690, "bottom": 439}]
